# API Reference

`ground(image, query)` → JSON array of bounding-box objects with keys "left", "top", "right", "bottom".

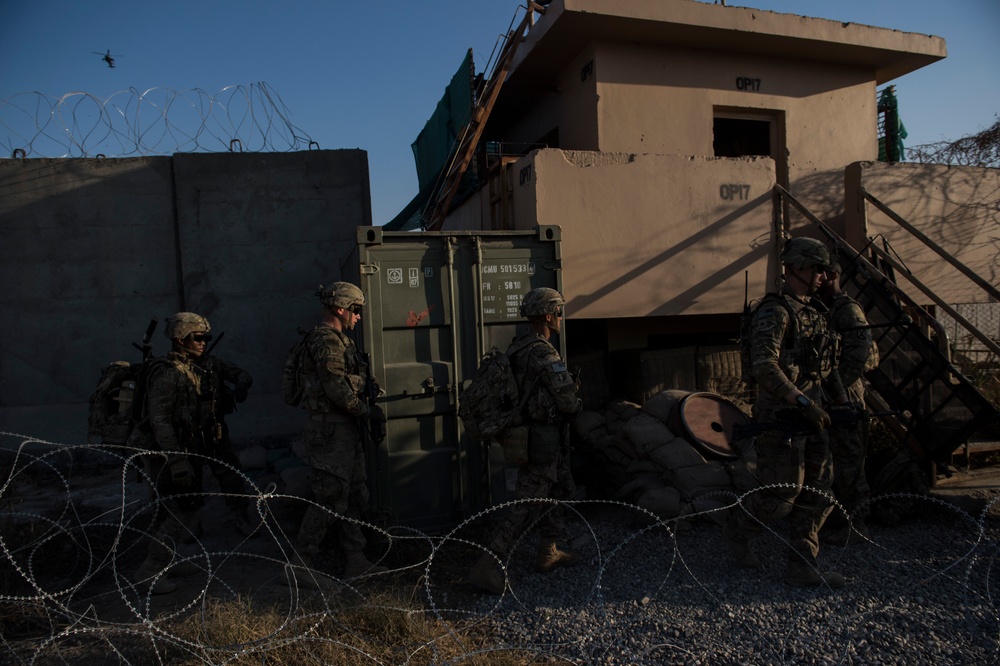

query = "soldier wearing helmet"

[
  {"left": 131, "top": 311, "right": 218, "bottom": 594},
  {"left": 723, "top": 237, "right": 849, "bottom": 589},
  {"left": 469, "top": 287, "right": 582, "bottom": 594},
  {"left": 818, "top": 256, "right": 878, "bottom": 546},
  {"left": 290, "top": 281, "right": 386, "bottom": 583}
]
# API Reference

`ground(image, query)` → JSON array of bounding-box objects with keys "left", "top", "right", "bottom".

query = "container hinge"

[{"left": 360, "top": 263, "right": 378, "bottom": 276}]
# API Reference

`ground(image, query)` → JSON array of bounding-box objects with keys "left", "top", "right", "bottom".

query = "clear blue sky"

[{"left": 1, "top": 0, "right": 997, "bottom": 225}]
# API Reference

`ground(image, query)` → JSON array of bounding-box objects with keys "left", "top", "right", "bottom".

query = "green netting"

[
  {"left": 411, "top": 49, "right": 475, "bottom": 191},
  {"left": 386, "top": 50, "right": 478, "bottom": 231},
  {"left": 877, "top": 87, "right": 908, "bottom": 162}
]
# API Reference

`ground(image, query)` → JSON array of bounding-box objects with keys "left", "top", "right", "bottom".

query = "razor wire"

[
  {"left": 2, "top": 432, "right": 999, "bottom": 665},
  {"left": 0, "top": 83, "right": 318, "bottom": 159}
]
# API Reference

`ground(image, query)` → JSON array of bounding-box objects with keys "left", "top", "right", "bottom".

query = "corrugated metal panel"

[{"left": 355, "top": 225, "right": 563, "bottom": 531}]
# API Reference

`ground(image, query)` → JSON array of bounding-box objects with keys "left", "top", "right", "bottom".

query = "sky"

[{"left": 1, "top": 0, "right": 997, "bottom": 226}]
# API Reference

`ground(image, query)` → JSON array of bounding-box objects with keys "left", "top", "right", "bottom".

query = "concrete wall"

[
  {"left": 846, "top": 161, "right": 1000, "bottom": 306},
  {"left": 506, "top": 149, "right": 778, "bottom": 320},
  {"left": 498, "top": 39, "right": 875, "bottom": 231},
  {"left": 0, "top": 150, "right": 371, "bottom": 446}
]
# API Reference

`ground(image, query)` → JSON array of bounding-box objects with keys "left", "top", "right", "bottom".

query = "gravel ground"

[
  {"left": 4, "top": 439, "right": 999, "bottom": 665},
  {"left": 424, "top": 493, "right": 1000, "bottom": 665}
]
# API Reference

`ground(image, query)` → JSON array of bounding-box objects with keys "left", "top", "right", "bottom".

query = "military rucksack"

[
  {"left": 281, "top": 328, "right": 314, "bottom": 407},
  {"left": 87, "top": 357, "right": 169, "bottom": 445},
  {"left": 87, "top": 319, "right": 162, "bottom": 445},
  {"left": 459, "top": 338, "right": 541, "bottom": 440},
  {"left": 88, "top": 361, "right": 141, "bottom": 444},
  {"left": 738, "top": 292, "right": 796, "bottom": 389}
]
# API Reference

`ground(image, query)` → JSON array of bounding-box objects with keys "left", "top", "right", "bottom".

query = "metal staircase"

[
  {"left": 775, "top": 185, "right": 1000, "bottom": 466},
  {"left": 422, "top": 1, "right": 545, "bottom": 232}
]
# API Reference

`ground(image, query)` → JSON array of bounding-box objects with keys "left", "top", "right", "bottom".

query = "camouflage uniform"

[
  {"left": 825, "top": 292, "right": 878, "bottom": 530},
  {"left": 469, "top": 287, "right": 583, "bottom": 594},
  {"left": 486, "top": 333, "right": 582, "bottom": 555},
  {"left": 727, "top": 285, "right": 843, "bottom": 572},
  {"left": 133, "top": 348, "right": 215, "bottom": 589},
  {"left": 198, "top": 354, "right": 254, "bottom": 525},
  {"left": 292, "top": 282, "right": 384, "bottom": 580}
]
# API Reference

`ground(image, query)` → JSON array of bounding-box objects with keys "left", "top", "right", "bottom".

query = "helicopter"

[{"left": 92, "top": 49, "right": 121, "bottom": 69}]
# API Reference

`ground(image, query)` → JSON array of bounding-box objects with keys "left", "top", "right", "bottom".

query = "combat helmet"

[
  {"left": 520, "top": 287, "right": 565, "bottom": 317},
  {"left": 165, "top": 312, "right": 211, "bottom": 339},
  {"left": 316, "top": 281, "right": 366, "bottom": 310},
  {"left": 780, "top": 237, "right": 831, "bottom": 271}
]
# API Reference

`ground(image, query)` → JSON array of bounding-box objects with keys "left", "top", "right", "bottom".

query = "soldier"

[
  {"left": 723, "top": 237, "right": 849, "bottom": 588},
  {"left": 131, "top": 312, "right": 217, "bottom": 594},
  {"left": 468, "top": 287, "right": 583, "bottom": 594},
  {"left": 818, "top": 258, "right": 878, "bottom": 545},
  {"left": 292, "top": 281, "right": 386, "bottom": 580},
  {"left": 197, "top": 348, "right": 256, "bottom": 536}
]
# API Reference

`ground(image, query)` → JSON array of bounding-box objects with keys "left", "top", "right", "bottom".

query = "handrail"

[
  {"left": 772, "top": 184, "right": 954, "bottom": 357},
  {"left": 859, "top": 188, "right": 1000, "bottom": 303},
  {"left": 868, "top": 244, "right": 1000, "bottom": 359}
]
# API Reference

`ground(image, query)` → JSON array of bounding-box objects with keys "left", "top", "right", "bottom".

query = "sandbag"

[
  {"left": 617, "top": 472, "right": 668, "bottom": 500},
  {"left": 690, "top": 495, "right": 732, "bottom": 526},
  {"left": 626, "top": 458, "right": 660, "bottom": 476},
  {"left": 647, "top": 435, "right": 707, "bottom": 472},
  {"left": 642, "top": 389, "right": 691, "bottom": 425},
  {"left": 669, "top": 461, "right": 734, "bottom": 500},
  {"left": 624, "top": 412, "right": 673, "bottom": 457},
  {"left": 636, "top": 486, "right": 682, "bottom": 516},
  {"left": 572, "top": 410, "right": 609, "bottom": 442},
  {"left": 239, "top": 444, "right": 269, "bottom": 470},
  {"left": 605, "top": 399, "right": 642, "bottom": 435}
]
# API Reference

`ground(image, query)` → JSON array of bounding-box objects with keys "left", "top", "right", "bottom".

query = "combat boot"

[
  {"left": 468, "top": 552, "right": 505, "bottom": 595},
  {"left": 722, "top": 521, "right": 762, "bottom": 569},
  {"left": 535, "top": 541, "right": 578, "bottom": 573},
  {"left": 785, "top": 561, "right": 846, "bottom": 588},
  {"left": 343, "top": 550, "right": 388, "bottom": 578}
]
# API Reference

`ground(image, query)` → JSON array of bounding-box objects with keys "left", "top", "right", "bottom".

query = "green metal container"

[{"left": 355, "top": 225, "right": 564, "bottom": 532}]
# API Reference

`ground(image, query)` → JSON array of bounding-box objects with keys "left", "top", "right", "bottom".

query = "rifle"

[
  {"left": 205, "top": 331, "right": 224, "bottom": 357},
  {"left": 361, "top": 351, "right": 386, "bottom": 447},
  {"left": 732, "top": 406, "right": 899, "bottom": 443},
  {"left": 132, "top": 317, "right": 159, "bottom": 361}
]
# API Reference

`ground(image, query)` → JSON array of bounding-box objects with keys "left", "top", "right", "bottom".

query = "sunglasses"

[
  {"left": 190, "top": 333, "right": 212, "bottom": 343},
  {"left": 349, "top": 305, "right": 363, "bottom": 315}
]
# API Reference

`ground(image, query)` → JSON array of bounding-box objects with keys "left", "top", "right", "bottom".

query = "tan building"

[{"left": 423, "top": 0, "right": 956, "bottom": 354}]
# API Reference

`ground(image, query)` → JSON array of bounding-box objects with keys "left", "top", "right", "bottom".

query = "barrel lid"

[{"left": 675, "top": 392, "right": 751, "bottom": 460}]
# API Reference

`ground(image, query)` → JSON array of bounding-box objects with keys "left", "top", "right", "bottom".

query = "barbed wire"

[
  {"left": 0, "top": 83, "right": 318, "bottom": 158},
  {"left": 2, "top": 432, "right": 999, "bottom": 664}
]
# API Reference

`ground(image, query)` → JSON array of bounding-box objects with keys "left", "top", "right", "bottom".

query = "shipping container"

[{"left": 355, "top": 226, "right": 564, "bottom": 532}]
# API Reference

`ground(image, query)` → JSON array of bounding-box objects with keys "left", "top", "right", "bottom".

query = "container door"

[{"left": 356, "top": 226, "right": 562, "bottom": 531}]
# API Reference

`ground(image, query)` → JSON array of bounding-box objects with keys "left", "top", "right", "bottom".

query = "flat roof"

[{"left": 497, "top": 0, "right": 946, "bottom": 114}]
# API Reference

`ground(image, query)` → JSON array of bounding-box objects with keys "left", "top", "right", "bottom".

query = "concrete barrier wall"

[{"left": 0, "top": 150, "right": 371, "bottom": 445}]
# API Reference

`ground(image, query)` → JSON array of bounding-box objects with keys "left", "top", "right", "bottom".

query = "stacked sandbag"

[{"left": 580, "top": 391, "right": 757, "bottom": 524}]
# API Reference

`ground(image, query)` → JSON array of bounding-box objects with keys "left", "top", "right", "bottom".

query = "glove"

[
  {"left": 356, "top": 402, "right": 370, "bottom": 420},
  {"left": 234, "top": 385, "right": 249, "bottom": 403},
  {"left": 167, "top": 456, "right": 196, "bottom": 487},
  {"left": 800, "top": 402, "right": 831, "bottom": 432},
  {"left": 370, "top": 404, "right": 387, "bottom": 423}
]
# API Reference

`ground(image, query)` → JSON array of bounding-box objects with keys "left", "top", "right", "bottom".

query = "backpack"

[
  {"left": 738, "top": 292, "right": 796, "bottom": 389},
  {"left": 87, "top": 357, "right": 168, "bottom": 445},
  {"left": 459, "top": 338, "right": 541, "bottom": 440},
  {"left": 281, "top": 328, "right": 313, "bottom": 407}
]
